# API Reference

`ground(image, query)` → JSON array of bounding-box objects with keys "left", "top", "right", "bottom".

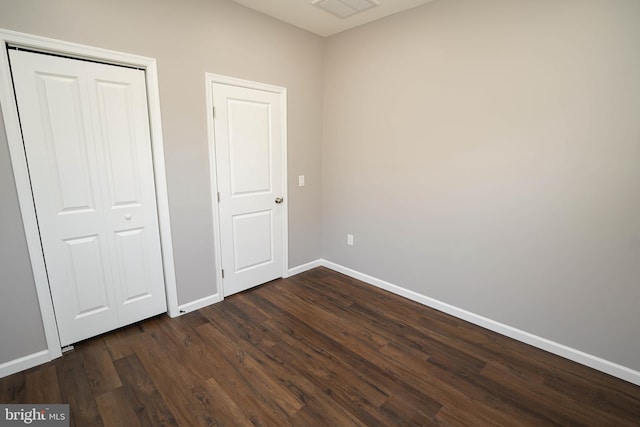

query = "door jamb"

[
  {"left": 204, "top": 73, "right": 289, "bottom": 298},
  {"left": 0, "top": 28, "right": 180, "bottom": 364}
]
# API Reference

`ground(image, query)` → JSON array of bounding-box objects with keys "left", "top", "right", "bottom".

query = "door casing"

[
  {"left": 205, "top": 73, "right": 289, "bottom": 299},
  {"left": 0, "top": 28, "right": 179, "bottom": 372}
]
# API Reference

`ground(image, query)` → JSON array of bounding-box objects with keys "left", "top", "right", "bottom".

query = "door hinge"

[
  {"left": 217, "top": 192, "right": 220, "bottom": 203},
  {"left": 221, "top": 269, "right": 225, "bottom": 279},
  {"left": 212, "top": 106, "right": 215, "bottom": 118}
]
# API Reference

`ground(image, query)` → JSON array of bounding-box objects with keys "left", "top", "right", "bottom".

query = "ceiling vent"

[{"left": 312, "top": 0, "right": 380, "bottom": 19}]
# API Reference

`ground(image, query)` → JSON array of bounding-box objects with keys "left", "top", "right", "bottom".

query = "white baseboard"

[
  {"left": 0, "top": 349, "right": 51, "bottom": 379},
  {"left": 319, "top": 259, "right": 640, "bottom": 386},
  {"left": 174, "top": 293, "right": 223, "bottom": 317},
  {"left": 173, "top": 258, "right": 324, "bottom": 317},
  {"left": 287, "top": 259, "right": 324, "bottom": 277}
]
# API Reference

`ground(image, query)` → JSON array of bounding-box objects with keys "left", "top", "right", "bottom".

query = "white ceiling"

[{"left": 229, "top": 0, "right": 434, "bottom": 37}]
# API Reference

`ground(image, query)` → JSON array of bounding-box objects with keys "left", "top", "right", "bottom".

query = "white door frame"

[
  {"left": 0, "top": 29, "right": 179, "bottom": 366},
  {"left": 205, "top": 73, "right": 289, "bottom": 297}
]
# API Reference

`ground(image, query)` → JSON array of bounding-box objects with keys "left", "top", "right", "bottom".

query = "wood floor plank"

[
  {"left": 80, "top": 337, "right": 122, "bottom": 396},
  {"left": 195, "top": 322, "right": 301, "bottom": 424},
  {"left": 24, "top": 364, "right": 62, "bottom": 404},
  {"left": 543, "top": 368, "right": 640, "bottom": 418},
  {"left": 227, "top": 295, "right": 390, "bottom": 409},
  {"left": 112, "top": 354, "right": 178, "bottom": 427},
  {"left": 55, "top": 350, "right": 104, "bottom": 427},
  {"left": 2, "top": 267, "right": 639, "bottom": 426},
  {"left": 0, "top": 370, "right": 25, "bottom": 403},
  {"left": 95, "top": 386, "right": 150, "bottom": 427},
  {"left": 102, "top": 322, "right": 144, "bottom": 361},
  {"left": 201, "top": 295, "right": 386, "bottom": 425},
  {"left": 379, "top": 340, "right": 549, "bottom": 426},
  {"left": 287, "top": 395, "right": 368, "bottom": 427},
  {"left": 124, "top": 318, "right": 228, "bottom": 427},
  {"left": 250, "top": 288, "right": 445, "bottom": 419},
  {"left": 483, "top": 360, "right": 637, "bottom": 426},
  {"left": 191, "top": 377, "right": 254, "bottom": 427}
]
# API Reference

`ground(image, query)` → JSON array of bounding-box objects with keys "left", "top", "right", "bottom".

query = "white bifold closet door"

[{"left": 10, "top": 49, "right": 167, "bottom": 347}]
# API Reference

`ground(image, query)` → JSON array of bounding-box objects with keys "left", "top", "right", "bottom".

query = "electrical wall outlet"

[{"left": 347, "top": 234, "right": 354, "bottom": 246}]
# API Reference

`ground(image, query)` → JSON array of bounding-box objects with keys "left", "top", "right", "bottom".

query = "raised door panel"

[
  {"left": 232, "top": 210, "right": 274, "bottom": 272},
  {"left": 113, "top": 228, "right": 151, "bottom": 303},
  {"left": 57, "top": 234, "right": 118, "bottom": 345},
  {"left": 95, "top": 80, "right": 142, "bottom": 208},
  {"left": 36, "top": 74, "right": 96, "bottom": 214},
  {"left": 227, "top": 99, "right": 272, "bottom": 196},
  {"left": 63, "top": 235, "right": 112, "bottom": 317}
]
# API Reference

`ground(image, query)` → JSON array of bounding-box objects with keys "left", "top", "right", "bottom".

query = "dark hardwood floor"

[{"left": 2, "top": 267, "right": 639, "bottom": 426}]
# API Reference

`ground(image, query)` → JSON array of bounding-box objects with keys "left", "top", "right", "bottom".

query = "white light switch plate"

[{"left": 298, "top": 175, "right": 305, "bottom": 187}]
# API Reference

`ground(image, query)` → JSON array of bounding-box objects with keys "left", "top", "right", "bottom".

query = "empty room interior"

[{"left": 1, "top": 0, "right": 639, "bottom": 425}]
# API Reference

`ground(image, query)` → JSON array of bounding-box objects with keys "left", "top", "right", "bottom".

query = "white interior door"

[
  {"left": 212, "top": 81, "right": 286, "bottom": 296},
  {"left": 10, "top": 49, "right": 167, "bottom": 346}
]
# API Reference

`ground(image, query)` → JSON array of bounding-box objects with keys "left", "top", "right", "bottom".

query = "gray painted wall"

[
  {"left": 322, "top": 0, "right": 640, "bottom": 371},
  {"left": 0, "top": 106, "right": 47, "bottom": 363},
  {"left": 0, "top": 0, "right": 323, "bottom": 365}
]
